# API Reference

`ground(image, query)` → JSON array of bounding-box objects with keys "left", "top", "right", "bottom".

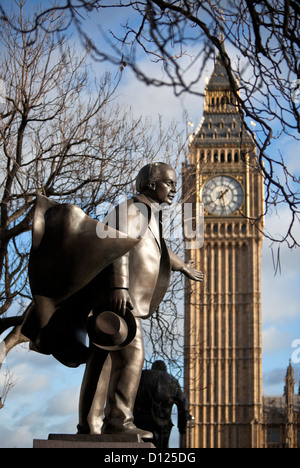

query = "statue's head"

[
  {"left": 136, "top": 162, "right": 177, "bottom": 205},
  {"left": 152, "top": 360, "right": 167, "bottom": 372}
]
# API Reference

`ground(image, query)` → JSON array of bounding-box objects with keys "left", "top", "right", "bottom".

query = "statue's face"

[{"left": 149, "top": 167, "right": 177, "bottom": 205}]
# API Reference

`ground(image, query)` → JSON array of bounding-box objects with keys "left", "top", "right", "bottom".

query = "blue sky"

[{"left": 0, "top": 0, "right": 299, "bottom": 448}]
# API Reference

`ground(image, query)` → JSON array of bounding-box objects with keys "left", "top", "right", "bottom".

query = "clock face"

[{"left": 202, "top": 176, "right": 244, "bottom": 215}]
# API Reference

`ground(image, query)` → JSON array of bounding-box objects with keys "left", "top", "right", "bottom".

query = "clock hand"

[{"left": 217, "top": 187, "right": 229, "bottom": 200}]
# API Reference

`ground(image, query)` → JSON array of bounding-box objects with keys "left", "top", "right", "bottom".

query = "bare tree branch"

[
  {"left": 0, "top": 2, "right": 188, "bottom": 379},
  {"left": 0, "top": 369, "right": 17, "bottom": 410},
  {"left": 2, "top": 0, "right": 297, "bottom": 247}
]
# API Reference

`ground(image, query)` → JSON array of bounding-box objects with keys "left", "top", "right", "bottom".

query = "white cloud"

[
  {"left": 262, "top": 325, "right": 293, "bottom": 354},
  {"left": 0, "top": 342, "right": 84, "bottom": 447},
  {"left": 272, "top": 134, "right": 300, "bottom": 174},
  {"left": 8, "top": 365, "right": 49, "bottom": 396},
  {"left": 263, "top": 209, "right": 300, "bottom": 254},
  {"left": 263, "top": 363, "right": 300, "bottom": 396},
  {"left": 116, "top": 40, "right": 212, "bottom": 127},
  {"left": 261, "top": 203, "right": 300, "bottom": 326},
  {"left": 44, "top": 387, "right": 80, "bottom": 417},
  {"left": 261, "top": 267, "right": 300, "bottom": 324},
  {"left": 0, "top": 424, "right": 34, "bottom": 448},
  {"left": 263, "top": 367, "right": 286, "bottom": 387},
  {"left": 118, "top": 67, "right": 202, "bottom": 125}
]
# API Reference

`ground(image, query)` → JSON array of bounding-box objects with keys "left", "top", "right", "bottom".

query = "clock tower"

[{"left": 183, "top": 53, "right": 264, "bottom": 448}]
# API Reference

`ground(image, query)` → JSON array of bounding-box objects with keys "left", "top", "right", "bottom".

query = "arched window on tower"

[{"left": 221, "top": 95, "right": 225, "bottom": 110}]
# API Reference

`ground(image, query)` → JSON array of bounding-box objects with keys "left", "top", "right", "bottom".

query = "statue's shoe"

[{"left": 102, "top": 422, "right": 153, "bottom": 440}]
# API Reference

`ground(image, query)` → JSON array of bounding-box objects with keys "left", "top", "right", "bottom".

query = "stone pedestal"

[{"left": 33, "top": 433, "right": 155, "bottom": 448}]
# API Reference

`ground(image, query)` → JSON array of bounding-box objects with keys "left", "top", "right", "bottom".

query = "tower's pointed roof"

[
  {"left": 190, "top": 48, "right": 253, "bottom": 146},
  {"left": 207, "top": 52, "right": 231, "bottom": 89}
]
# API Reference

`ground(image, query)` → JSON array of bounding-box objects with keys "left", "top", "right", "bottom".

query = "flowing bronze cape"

[
  {"left": 21, "top": 195, "right": 171, "bottom": 368},
  {"left": 21, "top": 195, "right": 139, "bottom": 367}
]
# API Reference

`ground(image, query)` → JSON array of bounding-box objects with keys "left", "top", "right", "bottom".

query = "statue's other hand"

[
  {"left": 110, "top": 288, "right": 134, "bottom": 317},
  {"left": 182, "top": 264, "right": 204, "bottom": 282}
]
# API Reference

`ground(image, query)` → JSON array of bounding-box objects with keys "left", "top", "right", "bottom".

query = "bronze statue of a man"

[
  {"left": 134, "top": 360, "right": 189, "bottom": 448},
  {"left": 22, "top": 162, "right": 203, "bottom": 439}
]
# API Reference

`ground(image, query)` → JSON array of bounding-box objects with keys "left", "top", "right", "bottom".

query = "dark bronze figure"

[
  {"left": 134, "top": 361, "right": 189, "bottom": 448},
  {"left": 22, "top": 162, "right": 204, "bottom": 439}
]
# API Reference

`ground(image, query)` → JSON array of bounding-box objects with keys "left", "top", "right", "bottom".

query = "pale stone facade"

[{"left": 182, "top": 52, "right": 264, "bottom": 448}]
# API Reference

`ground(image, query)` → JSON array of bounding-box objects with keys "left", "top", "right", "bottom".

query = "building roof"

[
  {"left": 206, "top": 53, "right": 231, "bottom": 89},
  {"left": 192, "top": 52, "right": 253, "bottom": 147},
  {"left": 197, "top": 112, "right": 250, "bottom": 142},
  {"left": 263, "top": 395, "right": 300, "bottom": 414}
]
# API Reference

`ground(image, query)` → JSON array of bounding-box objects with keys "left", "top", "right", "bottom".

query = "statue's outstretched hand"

[
  {"left": 182, "top": 263, "right": 204, "bottom": 282},
  {"left": 169, "top": 249, "right": 204, "bottom": 282}
]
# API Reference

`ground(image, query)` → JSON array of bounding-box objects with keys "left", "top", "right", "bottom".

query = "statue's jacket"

[{"left": 21, "top": 194, "right": 172, "bottom": 367}]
